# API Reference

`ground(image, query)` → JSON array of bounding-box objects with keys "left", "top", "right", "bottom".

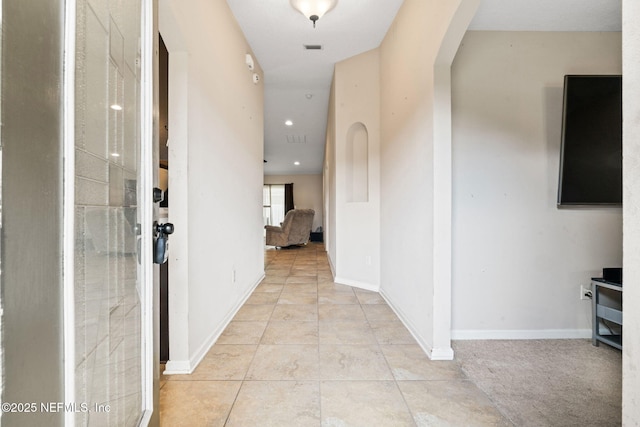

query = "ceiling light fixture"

[
  {"left": 290, "top": 0, "right": 338, "bottom": 28},
  {"left": 294, "top": 161, "right": 301, "bottom": 166},
  {"left": 285, "top": 120, "right": 293, "bottom": 126}
]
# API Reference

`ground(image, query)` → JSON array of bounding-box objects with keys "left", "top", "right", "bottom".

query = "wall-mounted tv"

[{"left": 557, "top": 75, "right": 622, "bottom": 206}]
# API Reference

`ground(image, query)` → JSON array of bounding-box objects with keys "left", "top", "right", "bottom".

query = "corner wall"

[
  {"left": 331, "top": 49, "right": 381, "bottom": 290},
  {"left": 160, "top": 0, "right": 265, "bottom": 372},
  {"left": 622, "top": 0, "right": 640, "bottom": 423},
  {"left": 451, "top": 31, "right": 622, "bottom": 338},
  {"left": 378, "top": 0, "right": 475, "bottom": 359},
  {"left": 324, "top": 81, "right": 337, "bottom": 274}
]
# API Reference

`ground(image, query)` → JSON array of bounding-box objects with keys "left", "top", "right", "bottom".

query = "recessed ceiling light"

[
  {"left": 294, "top": 161, "right": 300, "bottom": 166},
  {"left": 111, "top": 153, "right": 120, "bottom": 157},
  {"left": 285, "top": 120, "right": 293, "bottom": 126},
  {"left": 110, "top": 104, "right": 123, "bottom": 111}
]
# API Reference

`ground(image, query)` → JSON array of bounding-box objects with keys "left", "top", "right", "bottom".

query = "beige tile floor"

[{"left": 160, "top": 243, "right": 510, "bottom": 426}]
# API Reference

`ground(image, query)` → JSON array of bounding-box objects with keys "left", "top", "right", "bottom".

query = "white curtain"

[{"left": 263, "top": 184, "right": 285, "bottom": 226}]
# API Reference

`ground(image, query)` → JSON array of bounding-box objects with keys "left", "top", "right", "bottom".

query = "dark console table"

[{"left": 591, "top": 278, "right": 622, "bottom": 350}]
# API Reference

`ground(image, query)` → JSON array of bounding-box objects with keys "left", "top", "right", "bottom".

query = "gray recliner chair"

[{"left": 265, "top": 209, "right": 315, "bottom": 248}]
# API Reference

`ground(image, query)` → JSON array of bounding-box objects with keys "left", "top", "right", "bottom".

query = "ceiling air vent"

[
  {"left": 304, "top": 44, "right": 323, "bottom": 50},
  {"left": 286, "top": 135, "right": 308, "bottom": 144}
]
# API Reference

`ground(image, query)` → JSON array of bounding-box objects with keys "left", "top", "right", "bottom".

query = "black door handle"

[
  {"left": 154, "top": 222, "right": 175, "bottom": 264},
  {"left": 155, "top": 222, "right": 174, "bottom": 235}
]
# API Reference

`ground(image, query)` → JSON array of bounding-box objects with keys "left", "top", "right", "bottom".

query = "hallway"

[{"left": 159, "top": 243, "right": 508, "bottom": 426}]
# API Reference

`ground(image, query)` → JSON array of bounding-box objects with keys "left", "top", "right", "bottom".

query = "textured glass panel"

[
  {"left": 123, "top": 66, "right": 138, "bottom": 172},
  {"left": 87, "top": 0, "right": 109, "bottom": 30},
  {"left": 123, "top": 0, "right": 141, "bottom": 72},
  {"left": 75, "top": 0, "right": 143, "bottom": 424},
  {"left": 109, "top": 164, "right": 124, "bottom": 206},
  {"left": 109, "top": 18, "right": 124, "bottom": 69},
  {"left": 76, "top": 177, "right": 109, "bottom": 206},
  {"left": 83, "top": 5, "right": 109, "bottom": 158},
  {"left": 109, "top": 62, "right": 124, "bottom": 165},
  {"left": 76, "top": 149, "right": 109, "bottom": 182}
]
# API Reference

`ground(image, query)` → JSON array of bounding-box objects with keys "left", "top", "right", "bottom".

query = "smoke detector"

[{"left": 245, "top": 54, "right": 255, "bottom": 70}]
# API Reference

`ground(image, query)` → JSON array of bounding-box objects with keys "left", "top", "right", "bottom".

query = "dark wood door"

[{"left": 159, "top": 34, "right": 170, "bottom": 363}]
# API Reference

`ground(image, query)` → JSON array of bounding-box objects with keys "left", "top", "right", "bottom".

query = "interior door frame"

[
  {"left": 62, "top": 1, "right": 77, "bottom": 423},
  {"left": 61, "top": 0, "right": 159, "bottom": 424},
  {"left": 142, "top": 0, "right": 160, "bottom": 424}
]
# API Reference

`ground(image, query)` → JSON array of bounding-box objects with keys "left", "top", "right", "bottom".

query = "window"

[{"left": 263, "top": 184, "right": 285, "bottom": 228}]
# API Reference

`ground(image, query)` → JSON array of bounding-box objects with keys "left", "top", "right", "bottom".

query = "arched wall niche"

[{"left": 346, "top": 122, "right": 369, "bottom": 203}]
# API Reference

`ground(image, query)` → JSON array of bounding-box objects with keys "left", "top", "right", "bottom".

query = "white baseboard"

[
  {"left": 379, "top": 289, "right": 454, "bottom": 361},
  {"left": 430, "top": 347, "right": 455, "bottom": 361},
  {"left": 334, "top": 276, "right": 379, "bottom": 292},
  {"left": 451, "top": 328, "right": 592, "bottom": 340},
  {"left": 327, "top": 254, "right": 336, "bottom": 279},
  {"left": 163, "top": 360, "right": 191, "bottom": 375},
  {"left": 163, "top": 272, "right": 265, "bottom": 375}
]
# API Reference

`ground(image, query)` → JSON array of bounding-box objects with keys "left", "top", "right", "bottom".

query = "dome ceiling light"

[{"left": 290, "top": 0, "right": 338, "bottom": 28}]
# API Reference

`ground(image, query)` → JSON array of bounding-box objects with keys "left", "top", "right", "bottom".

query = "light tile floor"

[{"left": 160, "top": 243, "right": 510, "bottom": 426}]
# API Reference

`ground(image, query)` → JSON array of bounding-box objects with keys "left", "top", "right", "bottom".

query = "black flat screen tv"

[{"left": 557, "top": 75, "right": 622, "bottom": 206}]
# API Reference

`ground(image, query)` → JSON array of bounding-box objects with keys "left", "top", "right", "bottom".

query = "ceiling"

[{"left": 226, "top": 0, "right": 621, "bottom": 176}]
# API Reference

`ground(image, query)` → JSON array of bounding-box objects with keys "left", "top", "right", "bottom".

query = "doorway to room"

[{"left": 159, "top": 34, "right": 170, "bottom": 363}]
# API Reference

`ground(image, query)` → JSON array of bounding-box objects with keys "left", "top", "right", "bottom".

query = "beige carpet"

[{"left": 453, "top": 339, "right": 622, "bottom": 426}]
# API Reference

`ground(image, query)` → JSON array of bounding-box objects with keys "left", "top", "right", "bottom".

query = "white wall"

[
  {"left": 264, "top": 174, "right": 323, "bottom": 231},
  {"left": 378, "top": 0, "right": 474, "bottom": 359},
  {"left": 451, "top": 31, "right": 622, "bottom": 339},
  {"left": 331, "top": 49, "right": 381, "bottom": 290},
  {"left": 160, "top": 0, "right": 265, "bottom": 373},
  {"left": 622, "top": 1, "right": 640, "bottom": 423},
  {"left": 324, "top": 82, "right": 337, "bottom": 275}
]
